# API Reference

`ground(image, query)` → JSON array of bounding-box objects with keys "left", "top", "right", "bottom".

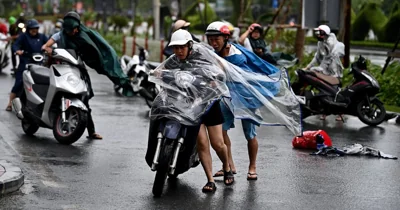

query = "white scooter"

[
  {"left": 12, "top": 49, "right": 89, "bottom": 145},
  {"left": 119, "top": 45, "right": 160, "bottom": 108},
  {"left": 0, "top": 33, "right": 10, "bottom": 73}
]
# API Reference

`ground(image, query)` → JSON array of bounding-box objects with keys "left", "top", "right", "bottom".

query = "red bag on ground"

[{"left": 292, "top": 130, "right": 332, "bottom": 149}]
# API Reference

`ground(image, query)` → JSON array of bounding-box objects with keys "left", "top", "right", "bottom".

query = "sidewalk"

[{"left": 0, "top": 160, "right": 24, "bottom": 195}]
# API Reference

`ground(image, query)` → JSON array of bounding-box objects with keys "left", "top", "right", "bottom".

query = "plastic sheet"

[{"left": 150, "top": 43, "right": 302, "bottom": 135}]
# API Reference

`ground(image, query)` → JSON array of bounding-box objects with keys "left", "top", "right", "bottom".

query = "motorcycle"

[
  {"left": 0, "top": 33, "right": 10, "bottom": 73},
  {"left": 119, "top": 44, "right": 160, "bottom": 108},
  {"left": 146, "top": 66, "right": 226, "bottom": 197},
  {"left": 292, "top": 55, "right": 386, "bottom": 126},
  {"left": 12, "top": 49, "right": 89, "bottom": 145}
]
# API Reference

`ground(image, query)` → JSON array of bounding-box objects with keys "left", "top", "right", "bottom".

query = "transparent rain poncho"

[
  {"left": 148, "top": 44, "right": 229, "bottom": 126},
  {"left": 149, "top": 43, "right": 302, "bottom": 136}
]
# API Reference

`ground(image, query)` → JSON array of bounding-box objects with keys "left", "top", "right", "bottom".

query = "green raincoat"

[{"left": 60, "top": 18, "right": 133, "bottom": 96}]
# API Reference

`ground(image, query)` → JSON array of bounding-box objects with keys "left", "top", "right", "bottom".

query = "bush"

[
  {"left": 366, "top": 61, "right": 400, "bottom": 107},
  {"left": 380, "top": 9, "right": 400, "bottom": 43},
  {"left": 352, "top": 2, "right": 387, "bottom": 41},
  {"left": 101, "top": 33, "right": 124, "bottom": 57}
]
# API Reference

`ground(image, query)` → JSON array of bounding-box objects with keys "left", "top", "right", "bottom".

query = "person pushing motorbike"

[
  {"left": 42, "top": 11, "right": 133, "bottom": 139},
  {"left": 155, "top": 29, "right": 234, "bottom": 193}
]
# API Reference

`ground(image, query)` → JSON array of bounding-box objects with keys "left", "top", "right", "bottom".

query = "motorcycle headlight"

[
  {"left": 175, "top": 72, "right": 195, "bottom": 88},
  {"left": 67, "top": 74, "right": 80, "bottom": 87}
]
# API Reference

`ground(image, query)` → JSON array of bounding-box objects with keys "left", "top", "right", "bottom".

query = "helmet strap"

[
  {"left": 217, "top": 36, "right": 229, "bottom": 56},
  {"left": 184, "top": 41, "right": 193, "bottom": 60}
]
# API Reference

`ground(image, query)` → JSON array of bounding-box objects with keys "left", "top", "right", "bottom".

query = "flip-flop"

[
  {"left": 247, "top": 172, "right": 258, "bottom": 181},
  {"left": 5, "top": 106, "right": 12, "bottom": 112},
  {"left": 224, "top": 170, "right": 235, "bottom": 186},
  {"left": 202, "top": 182, "right": 217, "bottom": 193},
  {"left": 213, "top": 169, "right": 237, "bottom": 177},
  {"left": 87, "top": 133, "right": 103, "bottom": 140}
]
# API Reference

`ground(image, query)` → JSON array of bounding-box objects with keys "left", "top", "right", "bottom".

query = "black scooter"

[
  {"left": 292, "top": 55, "right": 386, "bottom": 126},
  {"left": 145, "top": 68, "right": 220, "bottom": 197}
]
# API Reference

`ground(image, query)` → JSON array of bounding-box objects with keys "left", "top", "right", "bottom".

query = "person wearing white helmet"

[
  {"left": 304, "top": 24, "right": 345, "bottom": 121},
  {"left": 205, "top": 21, "right": 281, "bottom": 182},
  {"left": 163, "top": 19, "right": 201, "bottom": 57},
  {"left": 163, "top": 29, "right": 234, "bottom": 192}
]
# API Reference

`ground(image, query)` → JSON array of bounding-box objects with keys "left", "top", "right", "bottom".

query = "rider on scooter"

[
  {"left": 159, "top": 29, "right": 234, "bottom": 192},
  {"left": 6, "top": 19, "right": 48, "bottom": 112},
  {"left": 304, "top": 25, "right": 344, "bottom": 78},
  {"left": 303, "top": 24, "right": 345, "bottom": 120}
]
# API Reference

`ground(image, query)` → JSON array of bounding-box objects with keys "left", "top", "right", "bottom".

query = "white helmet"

[
  {"left": 205, "top": 21, "right": 231, "bottom": 36},
  {"left": 314, "top": 25, "right": 331, "bottom": 35},
  {"left": 168, "top": 29, "right": 193, "bottom": 46}
]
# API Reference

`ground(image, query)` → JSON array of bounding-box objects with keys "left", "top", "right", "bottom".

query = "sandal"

[
  {"left": 247, "top": 172, "right": 258, "bottom": 181},
  {"left": 87, "top": 133, "right": 103, "bottom": 140},
  {"left": 223, "top": 170, "right": 235, "bottom": 186},
  {"left": 213, "top": 169, "right": 237, "bottom": 177},
  {"left": 5, "top": 106, "right": 12, "bottom": 112},
  {"left": 202, "top": 182, "right": 217, "bottom": 193}
]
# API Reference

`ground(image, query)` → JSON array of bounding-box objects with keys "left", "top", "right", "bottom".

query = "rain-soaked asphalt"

[{"left": 0, "top": 66, "right": 400, "bottom": 210}]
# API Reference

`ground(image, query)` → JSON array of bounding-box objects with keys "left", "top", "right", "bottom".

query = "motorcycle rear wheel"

[
  {"left": 356, "top": 99, "right": 386, "bottom": 126},
  {"left": 53, "top": 107, "right": 87, "bottom": 145},
  {"left": 152, "top": 141, "right": 173, "bottom": 197}
]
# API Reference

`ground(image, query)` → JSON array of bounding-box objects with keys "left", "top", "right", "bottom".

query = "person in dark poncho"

[{"left": 42, "top": 11, "right": 133, "bottom": 140}]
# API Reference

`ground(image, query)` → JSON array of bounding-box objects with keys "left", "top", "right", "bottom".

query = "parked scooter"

[
  {"left": 12, "top": 49, "right": 89, "bottom": 145},
  {"left": 146, "top": 67, "right": 224, "bottom": 197},
  {"left": 292, "top": 55, "right": 386, "bottom": 126},
  {"left": 119, "top": 44, "right": 160, "bottom": 108},
  {"left": 0, "top": 33, "right": 10, "bottom": 73}
]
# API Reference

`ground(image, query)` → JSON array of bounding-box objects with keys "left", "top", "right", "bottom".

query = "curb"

[{"left": 0, "top": 160, "right": 24, "bottom": 195}]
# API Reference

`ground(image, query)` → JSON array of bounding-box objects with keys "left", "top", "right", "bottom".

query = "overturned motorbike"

[
  {"left": 119, "top": 44, "right": 160, "bottom": 108},
  {"left": 12, "top": 49, "right": 89, "bottom": 145},
  {"left": 146, "top": 63, "right": 226, "bottom": 197},
  {"left": 292, "top": 55, "right": 386, "bottom": 126}
]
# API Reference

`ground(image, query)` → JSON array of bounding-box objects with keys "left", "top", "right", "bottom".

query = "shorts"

[
  {"left": 202, "top": 101, "right": 225, "bottom": 127},
  {"left": 220, "top": 102, "right": 257, "bottom": 140}
]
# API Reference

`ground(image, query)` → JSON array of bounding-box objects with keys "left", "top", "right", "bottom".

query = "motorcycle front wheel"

[
  {"left": 152, "top": 140, "right": 174, "bottom": 197},
  {"left": 53, "top": 107, "right": 88, "bottom": 145},
  {"left": 21, "top": 119, "right": 39, "bottom": 136},
  {"left": 356, "top": 99, "right": 386, "bottom": 126}
]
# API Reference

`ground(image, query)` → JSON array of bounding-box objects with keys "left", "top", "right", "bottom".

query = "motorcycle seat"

[
  {"left": 28, "top": 64, "right": 50, "bottom": 85},
  {"left": 313, "top": 72, "right": 341, "bottom": 86}
]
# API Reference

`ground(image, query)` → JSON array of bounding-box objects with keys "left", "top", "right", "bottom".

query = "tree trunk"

[
  {"left": 177, "top": 0, "right": 182, "bottom": 18},
  {"left": 294, "top": 0, "right": 305, "bottom": 61},
  {"left": 263, "top": 0, "right": 287, "bottom": 38},
  {"left": 343, "top": 0, "right": 352, "bottom": 68}
]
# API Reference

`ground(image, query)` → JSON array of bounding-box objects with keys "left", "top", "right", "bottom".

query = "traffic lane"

[{"left": 1, "top": 70, "right": 400, "bottom": 209}]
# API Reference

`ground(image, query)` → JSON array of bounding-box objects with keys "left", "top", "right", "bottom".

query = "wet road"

[{"left": 0, "top": 67, "right": 400, "bottom": 210}]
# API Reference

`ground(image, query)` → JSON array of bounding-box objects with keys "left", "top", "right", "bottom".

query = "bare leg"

[
  {"left": 207, "top": 124, "right": 229, "bottom": 171},
  {"left": 197, "top": 124, "right": 214, "bottom": 183},
  {"left": 207, "top": 124, "right": 233, "bottom": 185},
  {"left": 214, "top": 131, "right": 236, "bottom": 176},
  {"left": 247, "top": 137, "right": 258, "bottom": 179},
  {"left": 6, "top": 93, "right": 16, "bottom": 109}
]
